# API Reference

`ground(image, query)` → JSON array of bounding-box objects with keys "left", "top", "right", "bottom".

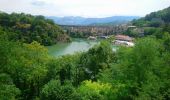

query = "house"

[
  {"left": 128, "top": 26, "right": 137, "bottom": 28},
  {"left": 115, "top": 34, "right": 133, "bottom": 42},
  {"left": 113, "top": 35, "right": 134, "bottom": 47},
  {"left": 98, "top": 36, "right": 109, "bottom": 39},
  {"left": 88, "top": 36, "right": 97, "bottom": 40}
]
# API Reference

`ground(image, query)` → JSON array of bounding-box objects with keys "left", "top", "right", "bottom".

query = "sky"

[{"left": 0, "top": 0, "right": 170, "bottom": 18}]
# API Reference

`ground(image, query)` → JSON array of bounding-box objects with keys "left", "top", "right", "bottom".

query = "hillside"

[
  {"left": 47, "top": 16, "right": 140, "bottom": 26},
  {"left": 132, "top": 7, "right": 170, "bottom": 27},
  {"left": 0, "top": 12, "right": 70, "bottom": 46},
  {"left": 125, "top": 7, "right": 170, "bottom": 37}
]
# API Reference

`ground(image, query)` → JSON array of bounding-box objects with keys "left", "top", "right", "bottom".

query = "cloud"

[
  {"left": 0, "top": 0, "right": 170, "bottom": 17},
  {"left": 31, "top": 1, "right": 46, "bottom": 6}
]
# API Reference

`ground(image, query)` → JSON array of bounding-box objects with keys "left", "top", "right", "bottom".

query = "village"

[
  {"left": 88, "top": 34, "right": 134, "bottom": 47},
  {"left": 61, "top": 25, "right": 138, "bottom": 47}
]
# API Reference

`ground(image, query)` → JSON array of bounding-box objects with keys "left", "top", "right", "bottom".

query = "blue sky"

[{"left": 0, "top": 0, "right": 170, "bottom": 18}]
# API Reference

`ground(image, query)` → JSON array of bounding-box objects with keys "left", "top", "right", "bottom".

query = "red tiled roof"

[{"left": 115, "top": 35, "right": 133, "bottom": 41}]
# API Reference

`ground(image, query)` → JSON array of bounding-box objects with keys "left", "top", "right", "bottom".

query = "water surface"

[{"left": 47, "top": 38, "right": 100, "bottom": 57}]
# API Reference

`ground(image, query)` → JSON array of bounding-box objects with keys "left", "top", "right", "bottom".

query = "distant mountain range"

[{"left": 46, "top": 16, "right": 140, "bottom": 26}]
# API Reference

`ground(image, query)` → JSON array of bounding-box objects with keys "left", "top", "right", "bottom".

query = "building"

[
  {"left": 113, "top": 35, "right": 134, "bottom": 47},
  {"left": 88, "top": 36, "right": 97, "bottom": 40},
  {"left": 128, "top": 25, "right": 137, "bottom": 28},
  {"left": 115, "top": 35, "right": 133, "bottom": 42},
  {"left": 98, "top": 36, "right": 109, "bottom": 39}
]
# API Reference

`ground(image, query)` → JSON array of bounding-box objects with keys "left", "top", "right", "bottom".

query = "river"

[{"left": 47, "top": 38, "right": 116, "bottom": 57}]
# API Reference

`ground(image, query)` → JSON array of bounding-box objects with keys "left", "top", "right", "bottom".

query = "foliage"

[
  {"left": 0, "top": 35, "right": 49, "bottom": 99},
  {"left": 0, "top": 12, "right": 70, "bottom": 46},
  {"left": 0, "top": 73, "right": 20, "bottom": 100},
  {"left": 40, "top": 80, "right": 79, "bottom": 100},
  {"left": 79, "top": 41, "right": 115, "bottom": 80},
  {"left": 129, "top": 6, "right": 170, "bottom": 38},
  {"left": 77, "top": 80, "right": 111, "bottom": 100},
  {"left": 0, "top": 7, "right": 170, "bottom": 100},
  {"left": 133, "top": 7, "right": 170, "bottom": 27}
]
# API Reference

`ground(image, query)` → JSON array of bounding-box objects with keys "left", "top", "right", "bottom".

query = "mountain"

[{"left": 47, "top": 16, "right": 140, "bottom": 26}]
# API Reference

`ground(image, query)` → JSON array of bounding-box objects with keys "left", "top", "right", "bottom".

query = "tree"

[
  {"left": 0, "top": 12, "right": 70, "bottom": 46},
  {"left": 0, "top": 73, "right": 20, "bottom": 100},
  {"left": 0, "top": 39, "right": 50, "bottom": 99},
  {"left": 79, "top": 41, "right": 114, "bottom": 80},
  {"left": 40, "top": 80, "right": 79, "bottom": 100},
  {"left": 77, "top": 80, "right": 111, "bottom": 100}
]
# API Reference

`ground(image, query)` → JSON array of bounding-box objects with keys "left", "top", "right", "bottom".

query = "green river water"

[{"left": 47, "top": 38, "right": 116, "bottom": 57}]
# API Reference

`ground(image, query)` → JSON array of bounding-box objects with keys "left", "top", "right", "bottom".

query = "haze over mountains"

[{"left": 47, "top": 16, "right": 140, "bottom": 26}]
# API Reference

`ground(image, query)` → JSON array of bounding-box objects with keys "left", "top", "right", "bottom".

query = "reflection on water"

[
  {"left": 47, "top": 38, "right": 117, "bottom": 57},
  {"left": 47, "top": 38, "right": 100, "bottom": 57}
]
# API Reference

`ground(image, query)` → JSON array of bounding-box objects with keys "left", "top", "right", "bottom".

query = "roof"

[
  {"left": 128, "top": 26, "right": 137, "bottom": 28},
  {"left": 115, "top": 35, "right": 133, "bottom": 41}
]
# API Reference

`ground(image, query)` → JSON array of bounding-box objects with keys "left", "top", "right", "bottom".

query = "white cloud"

[
  {"left": 31, "top": 1, "right": 46, "bottom": 6},
  {"left": 0, "top": 0, "right": 170, "bottom": 17}
]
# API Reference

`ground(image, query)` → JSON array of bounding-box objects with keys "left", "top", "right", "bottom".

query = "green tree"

[
  {"left": 79, "top": 41, "right": 114, "bottom": 80},
  {"left": 0, "top": 73, "right": 20, "bottom": 100},
  {"left": 40, "top": 80, "right": 79, "bottom": 100}
]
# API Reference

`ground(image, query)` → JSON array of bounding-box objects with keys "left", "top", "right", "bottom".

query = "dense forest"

[
  {"left": 0, "top": 12, "right": 70, "bottom": 46},
  {"left": 0, "top": 7, "right": 170, "bottom": 100}
]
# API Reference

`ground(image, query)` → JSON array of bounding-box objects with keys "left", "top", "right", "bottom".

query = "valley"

[{"left": 0, "top": 1, "right": 170, "bottom": 100}]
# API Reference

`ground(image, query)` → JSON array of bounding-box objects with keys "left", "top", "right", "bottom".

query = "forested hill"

[
  {"left": 132, "top": 7, "right": 170, "bottom": 27},
  {"left": 125, "top": 6, "right": 170, "bottom": 37},
  {"left": 0, "top": 12, "right": 70, "bottom": 46}
]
